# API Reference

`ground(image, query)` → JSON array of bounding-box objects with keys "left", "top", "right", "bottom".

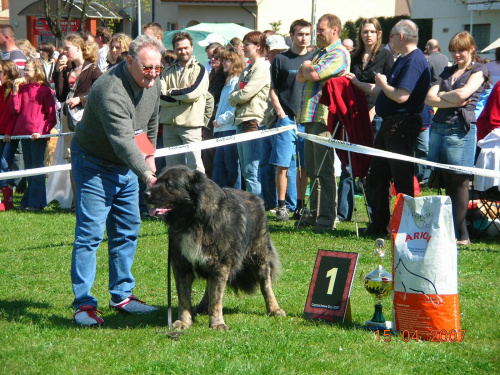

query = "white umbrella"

[{"left": 481, "top": 37, "right": 500, "bottom": 52}]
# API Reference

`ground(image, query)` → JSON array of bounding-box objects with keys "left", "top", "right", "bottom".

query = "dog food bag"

[{"left": 390, "top": 194, "right": 462, "bottom": 342}]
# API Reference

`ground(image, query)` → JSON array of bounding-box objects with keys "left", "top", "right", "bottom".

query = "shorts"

[
  {"left": 270, "top": 116, "right": 297, "bottom": 168},
  {"left": 428, "top": 122, "right": 477, "bottom": 173}
]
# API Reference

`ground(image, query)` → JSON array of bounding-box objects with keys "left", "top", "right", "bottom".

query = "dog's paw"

[
  {"left": 173, "top": 320, "right": 191, "bottom": 330},
  {"left": 269, "top": 308, "right": 286, "bottom": 317},
  {"left": 210, "top": 323, "right": 229, "bottom": 331}
]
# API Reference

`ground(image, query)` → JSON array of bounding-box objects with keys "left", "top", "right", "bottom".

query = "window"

[{"left": 464, "top": 24, "right": 490, "bottom": 51}]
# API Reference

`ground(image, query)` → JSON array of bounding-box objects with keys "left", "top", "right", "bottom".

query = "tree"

[
  {"left": 43, "top": 0, "right": 91, "bottom": 41},
  {"left": 269, "top": 20, "right": 282, "bottom": 34}
]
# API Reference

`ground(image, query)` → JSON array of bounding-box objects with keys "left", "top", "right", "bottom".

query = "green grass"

[{"left": 0, "top": 190, "right": 499, "bottom": 375}]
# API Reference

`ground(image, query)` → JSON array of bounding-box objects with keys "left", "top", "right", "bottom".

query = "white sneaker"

[
  {"left": 74, "top": 305, "right": 104, "bottom": 327},
  {"left": 109, "top": 295, "right": 159, "bottom": 314}
]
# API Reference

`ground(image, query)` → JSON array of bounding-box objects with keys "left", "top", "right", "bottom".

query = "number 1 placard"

[{"left": 304, "top": 250, "right": 359, "bottom": 323}]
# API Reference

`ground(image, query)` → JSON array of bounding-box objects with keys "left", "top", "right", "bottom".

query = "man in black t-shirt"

[{"left": 270, "top": 19, "right": 313, "bottom": 221}]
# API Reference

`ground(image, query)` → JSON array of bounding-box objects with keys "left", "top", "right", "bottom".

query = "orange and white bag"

[{"left": 390, "top": 194, "right": 462, "bottom": 342}]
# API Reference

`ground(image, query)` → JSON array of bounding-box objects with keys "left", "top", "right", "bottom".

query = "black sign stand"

[{"left": 304, "top": 250, "right": 359, "bottom": 323}]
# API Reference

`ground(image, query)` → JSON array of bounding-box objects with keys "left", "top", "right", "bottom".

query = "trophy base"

[{"left": 365, "top": 320, "right": 392, "bottom": 331}]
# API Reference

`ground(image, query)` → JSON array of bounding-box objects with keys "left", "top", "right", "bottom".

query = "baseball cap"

[
  {"left": 266, "top": 35, "right": 289, "bottom": 51},
  {"left": 198, "top": 33, "right": 227, "bottom": 47}
]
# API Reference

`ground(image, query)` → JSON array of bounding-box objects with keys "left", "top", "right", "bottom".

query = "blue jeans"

[
  {"left": 0, "top": 140, "right": 18, "bottom": 187},
  {"left": 415, "top": 127, "right": 430, "bottom": 185},
  {"left": 236, "top": 123, "right": 263, "bottom": 197},
  {"left": 71, "top": 145, "right": 141, "bottom": 309},
  {"left": 212, "top": 130, "right": 242, "bottom": 189},
  {"left": 20, "top": 139, "right": 47, "bottom": 208},
  {"left": 260, "top": 133, "right": 277, "bottom": 208},
  {"left": 428, "top": 122, "right": 477, "bottom": 171},
  {"left": 337, "top": 168, "right": 353, "bottom": 221}
]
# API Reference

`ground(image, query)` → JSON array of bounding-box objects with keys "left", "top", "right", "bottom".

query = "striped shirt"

[
  {"left": 1, "top": 49, "right": 27, "bottom": 73},
  {"left": 297, "top": 40, "right": 350, "bottom": 124}
]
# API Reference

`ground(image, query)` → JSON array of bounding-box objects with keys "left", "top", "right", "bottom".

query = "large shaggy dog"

[{"left": 146, "top": 165, "right": 286, "bottom": 331}]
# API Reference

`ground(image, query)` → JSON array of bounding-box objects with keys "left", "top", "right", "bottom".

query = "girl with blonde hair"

[{"left": 9, "top": 59, "right": 57, "bottom": 210}]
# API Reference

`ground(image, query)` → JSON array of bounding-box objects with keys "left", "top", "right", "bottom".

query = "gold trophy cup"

[{"left": 363, "top": 238, "right": 392, "bottom": 330}]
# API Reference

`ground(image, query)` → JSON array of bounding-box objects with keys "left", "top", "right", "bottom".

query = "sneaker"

[
  {"left": 276, "top": 206, "right": 290, "bottom": 221},
  {"left": 109, "top": 295, "right": 159, "bottom": 314},
  {"left": 74, "top": 305, "right": 104, "bottom": 327},
  {"left": 292, "top": 207, "right": 310, "bottom": 221}
]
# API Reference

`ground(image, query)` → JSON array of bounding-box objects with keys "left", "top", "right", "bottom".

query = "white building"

[{"left": 412, "top": 0, "right": 500, "bottom": 60}]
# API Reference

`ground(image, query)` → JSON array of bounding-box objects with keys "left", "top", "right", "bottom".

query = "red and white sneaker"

[
  {"left": 73, "top": 305, "right": 104, "bottom": 327},
  {"left": 109, "top": 295, "right": 159, "bottom": 314}
]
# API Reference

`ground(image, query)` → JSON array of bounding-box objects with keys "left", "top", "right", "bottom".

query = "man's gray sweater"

[{"left": 73, "top": 61, "right": 160, "bottom": 181}]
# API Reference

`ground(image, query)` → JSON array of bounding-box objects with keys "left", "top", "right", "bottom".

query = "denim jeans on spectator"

[
  {"left": 337, "top": 168, "right": 353, "bottom": 221},
  {"left": 260, "top": 133, "right": 277, "bottom": 208},
  {"left": 20, "top": 139, "right": 47, "bottom": 209},
  {"left": 212, "top": 130, "right": 242, "bottom": 189},
  {"left": 236, "top": 122, "right": 263, "bottom": 197},
  {"left": 415, "top": 126, "right": 430, "bottom": 185},
  {"left": 71, "top": 145, "right": 141, "bottom": 309},
  {"left": 0, "top": 140, "right": 18, "bottom": 188}
]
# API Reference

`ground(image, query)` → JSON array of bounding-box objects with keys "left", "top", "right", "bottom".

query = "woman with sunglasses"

[
  {"left": 53, "top": 33, "right": 102, "bottom": 207},
  {"left": 228, "top": 31, "right": 270, "bottom": 196}
]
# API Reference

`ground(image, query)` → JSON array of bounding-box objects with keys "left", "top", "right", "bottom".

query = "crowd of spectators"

[{"left": 1, "top": 15, "right": 499, "bottom": 250}]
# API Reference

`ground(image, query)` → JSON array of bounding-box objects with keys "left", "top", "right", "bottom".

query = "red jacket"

[
  {"left": 0, "top": 86, "right": 17, "bottom": 135},
  {"left": 319, "top": 76, "right": 374, "bottom": 178},
  {"left": 477, "top": 81, "right": 500, "bottom": 142},
  {"left": 9, "top": 82, "right": 57, "bottom": 137}
]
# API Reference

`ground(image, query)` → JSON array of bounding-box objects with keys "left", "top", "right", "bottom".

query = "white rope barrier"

[
  {"left": 0, "top": 126, "right": 296, "bottom": 180},
  {"left": 0, "top": 132, "right": 74, "bottom": 140},
  {"left": 1, "top": 125, "right": 499, "bottom": 181},
  {"left": 298, "top": 133, "right": 500, "bottom": 179}
]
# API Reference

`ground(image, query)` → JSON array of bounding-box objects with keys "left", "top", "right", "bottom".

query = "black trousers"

[{"left": 368, "top": 114, "right": 423, "bottom": 231}]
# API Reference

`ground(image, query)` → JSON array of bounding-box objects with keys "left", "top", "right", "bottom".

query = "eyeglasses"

[{"left": 133, "top": 56, "right": 163, "bottom": 75}]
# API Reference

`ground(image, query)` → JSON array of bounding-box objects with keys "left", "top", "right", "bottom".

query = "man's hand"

[
  {"left": 31, "top": 133, "right": 41, "bottom": 140},
  {"left": 213, "top": 119, "right": 219, "bottom": 128},
  {"left": 145, "top": 155, "right": 156, "bottom": 174},
  {"left": 374, "top": 73, "right": 387, "bottom": 87},
  {"left": 146, "top": 174, "right": 157, "bottom": 188}
]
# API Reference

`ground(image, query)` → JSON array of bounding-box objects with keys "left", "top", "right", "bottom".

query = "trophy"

[{"left": 363, "top": 238, "right": 392, "bottom": 330}]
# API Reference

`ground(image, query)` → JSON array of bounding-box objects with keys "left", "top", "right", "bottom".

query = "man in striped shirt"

[
  {"left": 296, "top": 14, "right": 350, "bottom": 233},
  {"left": 0, "top": 25, "right": 27, "bottom": 73}
]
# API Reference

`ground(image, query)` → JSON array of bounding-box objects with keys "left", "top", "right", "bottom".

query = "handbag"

[{"left": 64, "top": 63, "right": 94, "bottom": 131}]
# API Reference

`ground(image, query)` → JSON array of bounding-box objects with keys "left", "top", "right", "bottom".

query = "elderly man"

[
  {"left": 71, "top": 35, "right": 163, "bottom": 327},
  {"left": 426, "top": 39, "right": 449, "bottom": 83},
  {"left": 160, "top": 32, "right": 210, "bottom": 172},
  {"left": 342, "top": 38, "right": 354, "bottom": 52},
  {"left": 364, "top": 20, "right": 431, "bottom": 236},
  {"left": 296, "top": 14, "right": 350, "bottom": 233}
]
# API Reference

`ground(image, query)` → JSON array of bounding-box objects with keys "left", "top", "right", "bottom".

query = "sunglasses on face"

[{"left": 133, "top": 56, "right": 164, "bottom": 75}]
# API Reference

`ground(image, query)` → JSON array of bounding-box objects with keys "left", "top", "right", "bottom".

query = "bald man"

[
  {"left": 342, "top": 38, "right": 354, "bottom": 52},
  {"left": 425, "top": 39, "right": 449, "bottom": 83}
]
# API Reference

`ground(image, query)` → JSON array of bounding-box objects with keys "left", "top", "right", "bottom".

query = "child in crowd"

[
  {"left": 10, "top": 59, "right": 57, "bottom": 210},
  {"left": 0, "top": 60, "right": 21, "bottom": 211}
]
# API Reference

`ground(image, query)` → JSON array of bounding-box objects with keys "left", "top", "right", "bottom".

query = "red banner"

[{"left": 33, "top": 18, "right": 81, "bottom": 36}]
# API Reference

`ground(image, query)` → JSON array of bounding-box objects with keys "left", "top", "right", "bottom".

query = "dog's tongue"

[{"left": 149, "top": 207, "right": 171, "bottom": 217}]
